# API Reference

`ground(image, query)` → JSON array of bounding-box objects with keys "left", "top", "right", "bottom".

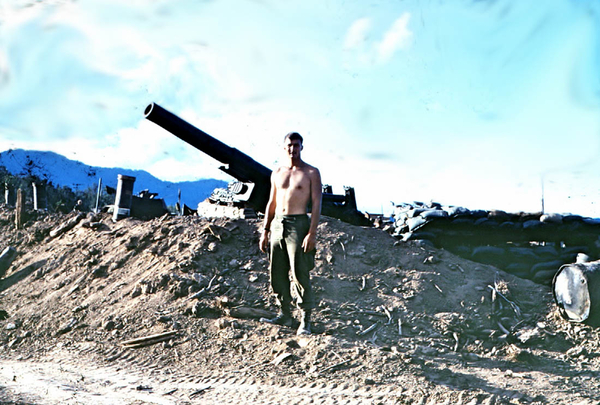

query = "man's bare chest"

[{"left": 277, "top": 170, "right": 310, "bottom": 191}]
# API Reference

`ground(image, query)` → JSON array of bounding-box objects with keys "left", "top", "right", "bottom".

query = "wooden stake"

[{"left": 15, "top": 188, "right": 23, "bottom": 229}]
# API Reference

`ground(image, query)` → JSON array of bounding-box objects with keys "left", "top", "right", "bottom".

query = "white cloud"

[
  {"left": 343, "top": 18, "right": 371, "bottom": 50},
  {"left": 376, "top": 13, "right": 413, "bottom": 63}
]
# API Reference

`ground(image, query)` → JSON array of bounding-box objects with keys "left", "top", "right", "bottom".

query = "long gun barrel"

[{"left": 144, "top": 102, "right": 272, "bottom": 210}]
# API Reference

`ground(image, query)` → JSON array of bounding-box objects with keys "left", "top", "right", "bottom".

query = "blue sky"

[{"left": 1, "top": 0, "right": 599, "bottom": 216}]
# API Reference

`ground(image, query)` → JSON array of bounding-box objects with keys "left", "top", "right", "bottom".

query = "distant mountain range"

[{"left": 0, "top": 149, "right": 227, "bottom": 207}]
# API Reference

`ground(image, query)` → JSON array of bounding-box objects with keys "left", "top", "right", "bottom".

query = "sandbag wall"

[{"left": 393, "top": 202, "right": 600, "bottom": 284}]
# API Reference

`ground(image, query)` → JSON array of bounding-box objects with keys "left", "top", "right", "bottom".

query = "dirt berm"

[{"left": 0, "top": 207, "right": 599, "bottom": 404}]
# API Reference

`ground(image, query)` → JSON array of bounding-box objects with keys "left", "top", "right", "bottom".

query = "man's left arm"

[{"left": 302, "top": 168, "right": 322, "bottom": 253}]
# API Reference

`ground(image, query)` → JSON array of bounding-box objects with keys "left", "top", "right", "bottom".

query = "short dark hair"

[{"left": 284, "top": 132, "right": 303, "bottom": 144}]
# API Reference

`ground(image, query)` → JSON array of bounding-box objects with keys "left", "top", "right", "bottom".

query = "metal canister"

[{"left": 553, "top": 259, "right": 600, "bottom": 325}]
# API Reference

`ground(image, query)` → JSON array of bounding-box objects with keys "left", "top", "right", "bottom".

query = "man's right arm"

[{"left": 259, "top": 171, "right": 278, "bottom": 253}]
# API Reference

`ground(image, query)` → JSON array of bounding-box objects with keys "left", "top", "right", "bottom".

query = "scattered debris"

[
  {"left": 226, "top": 307, "right": 274, "bottom": 320},
  {"left": 121, "top": 331, "right": 178, "bottom": 348},
  {"left": 189, "top": 386, "right": 211, "bottom": 398},
  {"left": 357, "top": 323, "right": 378, "bottom": 336},
  {"left": 272, "top": 352, "right": 294, "bottom": 365},
  {"left": 49, "top": 212, "right": 85, "bottom": 238},
  {"left": 0, "top": 246, "right": 17, "bottom": 278},
  {"left": 319, "top": 358, "right": 352, "bottom": 374}
]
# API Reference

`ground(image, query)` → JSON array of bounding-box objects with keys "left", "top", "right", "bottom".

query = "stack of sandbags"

[{"left": 392, "top": 202, "right": 600, "bottom": 284}]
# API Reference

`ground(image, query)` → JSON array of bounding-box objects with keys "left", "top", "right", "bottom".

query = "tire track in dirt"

[
  {"left": 2, "top": 358, "right": 414, "bottom": 405},
  {"left": 2, "top": 341, "right": 506, "bottom": 405},
  {"left": 8, "top": 336, "right": 552, "bottom": 404}
]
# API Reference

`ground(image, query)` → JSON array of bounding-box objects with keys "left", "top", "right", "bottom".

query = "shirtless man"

[{"left": 259, "top": 132, "right": 322, "bottom": 335}]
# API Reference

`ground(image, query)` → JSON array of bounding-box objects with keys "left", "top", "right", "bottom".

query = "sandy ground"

[{"left": 1, "top": 208, "right": 600, "bottom": 404}]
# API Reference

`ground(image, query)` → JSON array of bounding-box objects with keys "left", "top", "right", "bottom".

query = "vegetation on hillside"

[{"left": 0, "top": 165, "right": 112, "bottom": 213}]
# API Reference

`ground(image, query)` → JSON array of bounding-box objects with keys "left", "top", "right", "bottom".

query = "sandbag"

[
  {"left": 522, "top": 220, "right": 544, "bottom": 230},
  {"left": 488, "top": 210, "right": 510, "bottom": 221},
  {"left": 470, "top": 210, "right": 488, "bottom": 218},
  {"left": 471, "top": 246, "right": 506, "bottom": 266},
  {"left": 504, "top": 262, "right": 531, "bottom": 278},
  {"left": 507, "top": 247, "right": 539, "bottom": 261},
  {"left": 420, "top": 209, "right": 448, "bottom": 219},
  {"left": 406, "top": 216, "right": 429, "bottom": 232},
  {"left": 530, "top": 260, "right": 563, "bottom": 276},
  {"left": 446, "top": 206, "right": 470, "bottom": 217},
  {"left": 540, "top": 213, "right": 563, "bottom": 224},
  {"left": 407, "top": 208, "right": 426, "bottom": 218}
]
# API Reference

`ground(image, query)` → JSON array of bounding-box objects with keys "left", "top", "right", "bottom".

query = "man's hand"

[
  {"left": 259, "top": 230, "right": 270, "bottom": 253},
  {"left": 301, "top": 232, "right": 317, "bottom": 253}
]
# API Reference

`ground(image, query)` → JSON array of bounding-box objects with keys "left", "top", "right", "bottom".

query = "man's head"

[
  {"left": 283, "top": 132, "right": 303, "bottom": 160},
  {"left": 284, "top": 132, "right": 303, "bottom": 145}
]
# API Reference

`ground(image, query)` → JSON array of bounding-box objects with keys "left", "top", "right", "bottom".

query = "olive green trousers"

[{"left": 269, "top": 214, "right": 315, "bottom": 310}]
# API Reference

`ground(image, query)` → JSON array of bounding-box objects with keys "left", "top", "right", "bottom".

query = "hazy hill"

[{"left": 0, "top": 149, "right": 227, "bottom": 207}]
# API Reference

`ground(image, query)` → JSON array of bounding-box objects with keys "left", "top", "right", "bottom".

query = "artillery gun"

[{"left": 144, "top": 103, "right": 370, "bottom": 225}]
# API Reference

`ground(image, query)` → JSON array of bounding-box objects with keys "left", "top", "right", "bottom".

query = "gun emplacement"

[{"left": 144, "top": 102, "right": 370, "bottom": 225}]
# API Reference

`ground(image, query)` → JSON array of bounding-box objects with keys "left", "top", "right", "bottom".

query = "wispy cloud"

[
  {"left": 343, "top": 17, "right": 371, "bottom": 50},
  {"left": 376, "top": 13, "right": 413, "bottom": 63},
  {"left": 343, "top": 14, "right": 413, "bottom": 65}
]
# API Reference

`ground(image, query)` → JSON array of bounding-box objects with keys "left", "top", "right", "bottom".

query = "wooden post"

[
  {"left": 94, "top": 178, "right": 102, "bottom": 213},
  {"left": 15, "top": 188, "right": 24, "bottom": 229},
  {"left": 32, "top": 182, "right": 38, "bottom": 211}
]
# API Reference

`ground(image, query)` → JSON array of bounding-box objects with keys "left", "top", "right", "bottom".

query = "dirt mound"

[{"left": 0, "top": 206, "right": 599, "bottom": 404}]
